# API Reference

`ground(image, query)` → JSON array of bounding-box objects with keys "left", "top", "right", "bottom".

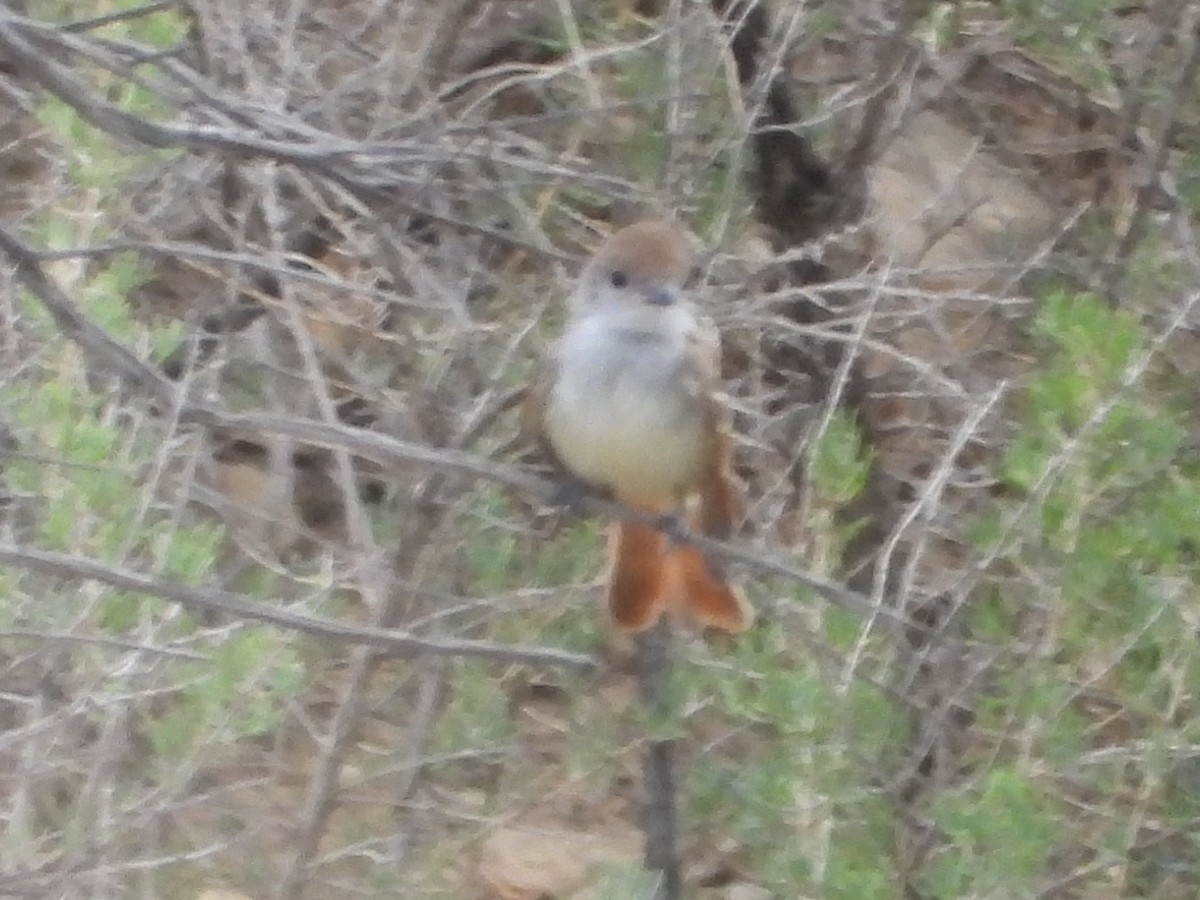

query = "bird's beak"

[{"left": 645, "top": 284, "right": 679, "bottom": 307}]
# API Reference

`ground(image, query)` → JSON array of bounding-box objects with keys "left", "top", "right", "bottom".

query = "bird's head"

[{"left": 574, "top": 220, "right": 694, "bottom": 317}]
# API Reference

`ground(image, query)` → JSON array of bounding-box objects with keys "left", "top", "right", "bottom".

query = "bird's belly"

[{"left": 545, "top": 375, "right": 704, "bottom": 506}]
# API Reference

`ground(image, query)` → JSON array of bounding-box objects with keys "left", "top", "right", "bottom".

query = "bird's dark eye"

[{"left": 609, "top": 270, "right": 628, "bottom": 288}]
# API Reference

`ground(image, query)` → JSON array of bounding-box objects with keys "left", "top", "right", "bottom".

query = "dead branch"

[
  {"left": 0, "top": 543, "right": 597, "bottom": 671},
  {"left": 1106, "top": 2, "right": 1200, "bottom": 298}
]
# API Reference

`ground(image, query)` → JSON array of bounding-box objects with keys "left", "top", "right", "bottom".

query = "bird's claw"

[
  {"left": 654, "top": 511, "right": 689, "bottom": 548},
  {"left": 549, "top": 475, "right": 592, "bottom": 516}
]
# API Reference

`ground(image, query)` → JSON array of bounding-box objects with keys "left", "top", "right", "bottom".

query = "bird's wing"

[
  {"left": 686, "top": 315, "right": 742, "bottom": 539},
  {"left": 520, "top": 348, "right": 568, "bottom": 471}
]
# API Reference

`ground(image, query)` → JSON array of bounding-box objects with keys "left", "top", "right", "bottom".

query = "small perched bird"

[{"left": 526, "top": 220, "right": 753, "bottom": 633}]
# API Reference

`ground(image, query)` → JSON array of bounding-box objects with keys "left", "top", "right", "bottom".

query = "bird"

[{"left": 525, "top": 219, "right": 753, "bottom": 633}]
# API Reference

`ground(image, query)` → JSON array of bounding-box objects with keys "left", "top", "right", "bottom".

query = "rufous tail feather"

[
  {"left": 607, "top": 450, "right": 751, "bottom": 634},
  {"left": 663, "top": 541, "right": 752, "bottom": 634},
  {"left": 667, "top": 451, "right": 752, "bottom": 632},
  {"left": 607, "top": 520, "right": 669, "bottom": 631},
  {"left": 606, "top": 496, "right": 752, "bottom": 633}
]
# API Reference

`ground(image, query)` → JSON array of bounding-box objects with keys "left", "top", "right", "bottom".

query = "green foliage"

[
  {"left": 32, "top": 0, "right": 186, "bottom": 47},
  {"left": 2, "top": 15, "right": 312, "bottom": 844},
  {"left": 1182, "top": 146, "right": 1200, "bottom": 215},
  {"left": 431, "top": 659, "right": 516, "bottom": 758},
  {"left": 583, "top": 864, "right": 662, "bottom": 897},
  {"left": 3, "top": 243, "right": 253, "bottom": 617},
  {"left": 612, "top": 47, "right": 744, "bottom": 232},
  {"left": 82, "top": 252, "right": 148, "bottom": 338},
  {"left": 823, "top": 606, "right": 864, "bottom": 650},
  {"left": 31, "top": 1, "right": 183, "bottom": 198},
  {"left": 37, "top": 96, "right": 171, "bottom": 194},
  {"left": 529, "top": 3, "right": 746, "bottom": 234},
  {"left": 464, "top": 490, "right": 524, "bottom": 595},
  {"left": 467, "top": 489, "right": 606, "bottom": 656},
  {"left": 809, "top": 410, "right": 873, "bottom": 506},
  {"left": 3, "top": 256, "right": 223, "bottom": 633},
  {"left": 925, "top": 768, "right": 1057, "bottom": 896},
  {"left": 690, "top": 626, "right": 902, "bottom": 894},
  {"left": 961, "top": 285, "right": 1200, "bottom": 893},
  {"left": 999, "top": 0, "right": 1121, "bottom": 90},
  {"left": 148, "top": 630, "right": 305, "bottom": 759},
  {"left": 992, "top": 291, "right": 1199, "bottom": 686},
  {"left": 1, "top": 266, "right": 310, "bottom": 882}
]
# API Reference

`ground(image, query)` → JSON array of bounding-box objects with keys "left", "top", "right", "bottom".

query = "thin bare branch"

[
  {"left": 0, "top": 543, "right": 598, "bottom": 672},
  {"left": 1106, "top": 2, "right": 1200, "bottom": 299}
]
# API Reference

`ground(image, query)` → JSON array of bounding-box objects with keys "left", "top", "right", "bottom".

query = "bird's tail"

[
  {"left": 606, "top": 502, "right": 753, "bottom": 634},
  {"left": 607, "top": 519, "right": 670, "bottom": 631},
  {"left": 663, "top": 541, "right": 752, "bottom": 633}
]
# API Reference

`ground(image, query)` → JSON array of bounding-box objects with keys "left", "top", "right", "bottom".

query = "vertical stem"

[
  {"left": 1105, "top": 2, "right": 1200, "bottom": 302},
  {"left": 635, "top": 617, "right": 682, "bottom": 900}
]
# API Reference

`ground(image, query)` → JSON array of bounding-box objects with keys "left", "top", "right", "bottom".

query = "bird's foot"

[
  {"left": 549, "top": 474, "right": 596, "bottom": 517},
  {"left": 653, "top": 510, "right": 690, "bottom": 549}
]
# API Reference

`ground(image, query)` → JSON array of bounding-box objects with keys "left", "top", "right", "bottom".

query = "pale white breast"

[{"left": 544, "top": 312, "right": 706, "bottom": 505}]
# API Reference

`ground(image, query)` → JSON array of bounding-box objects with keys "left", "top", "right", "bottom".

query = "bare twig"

[
  {"left": 1106, "top": 2, "right": 1200, "bottom": 299},
  {"left": 0, "top": 9, "right": 582, "bottom": 261},
  {"left": 56, "top": 1, "right": 180, "bottom": 34},
  {"left": 0, "top": 543, "right": 597, "bottom": 671},
  {"left": 0, "top": 223, "right": 177, "bottom": 408}
]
